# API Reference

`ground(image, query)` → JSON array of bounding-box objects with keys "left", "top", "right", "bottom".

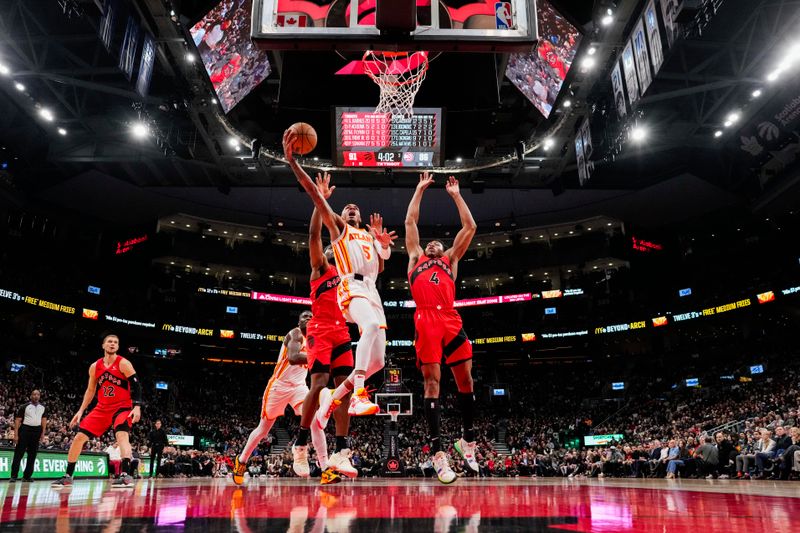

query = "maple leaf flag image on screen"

[{"left": 276, "top": 14, "right": 307, "bottom": 27}]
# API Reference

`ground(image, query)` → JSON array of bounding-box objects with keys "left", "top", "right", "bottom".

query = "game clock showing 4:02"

[{"left": 335, "top": 107, "right": 443, "bottom": 168}]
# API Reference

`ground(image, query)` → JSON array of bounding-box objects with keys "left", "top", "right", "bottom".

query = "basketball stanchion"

[{"left": 382, "top": 403, "right": 406, "bottom": 476}]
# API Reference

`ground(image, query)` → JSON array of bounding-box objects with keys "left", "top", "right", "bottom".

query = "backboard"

[
  {"left": 375, "top": 393, "right": 413, "bottom": 416},
  {"left": 252, "top": 0, "right": 538, "bottom": 52}
]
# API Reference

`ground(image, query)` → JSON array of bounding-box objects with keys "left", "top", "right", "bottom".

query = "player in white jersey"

[
  {"left": 284, "top": 128, "right": 397, "bottom": 423},
  {"left": 232, "top": 311, "right": 326, "bottom": 483}
]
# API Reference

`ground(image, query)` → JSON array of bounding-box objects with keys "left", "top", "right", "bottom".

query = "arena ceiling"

[{"left": 0, "top": 0, "right": 798, "bottom": 230}]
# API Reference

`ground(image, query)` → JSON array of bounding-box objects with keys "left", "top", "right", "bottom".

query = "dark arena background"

[{"left": 1, "top": 0, "right": 800, "bottom": 531}]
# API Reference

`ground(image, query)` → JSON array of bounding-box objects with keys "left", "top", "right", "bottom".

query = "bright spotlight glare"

[
  {"left": 752, "top": 89, "right": 762, "bottom": 98},
  {"left": 185, "top": 53, "right": 196, "bottom": 63},
  {"left": 456, "top": 157, "right": 463, "bottom": 163},
  {"left": 57, "top": 128, "right": 67, "bottom": 136},
  {"left": 131, "top": 122, "right": 149, "bottom": 139},
  {"left": 601, "top": 14, "right": 614, "bottom": 26},
  {"left": 588, "top": 46, "right": 597, "bottom": 55},
  {"left": 14, "top": 82, "right": 25, "bottom": 92},
  {"left": 543, "top": 138, "right": 554, "bottom": 150},
  {"left": 767, "top": 70, "right": 780, "bottom": 82},
  {"left": 726, "top": 112, "right": 741, "bottom": 123},
  {"left": 714, "top": 130, "right": 723, "bottom": 138},
  {"left": 0, "top": 63, "right": 9, "bottom": 75},
  {"left": 563, "top": 99, "right": 572, "bottom": 108},
  {"left": 38, "top": 108, "right": 54, "bottom": 122},
  {"left": 631, "top": 127, "right": 647, "bottom": 142},
  {"left": 228, "top": 138, "right": 241, "bottom": 151},
  {"left": 581, "top": 56, "right": 596, "bottom": 70},
  {"left": 724, "top": 120, "right": 733, "bottom": 128}
]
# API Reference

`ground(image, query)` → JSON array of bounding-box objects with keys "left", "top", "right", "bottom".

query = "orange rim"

[{"left": 362, "top": 51, "right": 429, "bottom": 87}]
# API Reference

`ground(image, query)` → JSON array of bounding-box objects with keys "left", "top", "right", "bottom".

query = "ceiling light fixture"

[
  {"left": 38, "top": 108, "right": 55, "bottom": 122},
  {"left": 630, "top": 126, "right": 647, "bottom": 142},
  {"left": 131, "top": 122, "right": 149, "bottom": 139}
]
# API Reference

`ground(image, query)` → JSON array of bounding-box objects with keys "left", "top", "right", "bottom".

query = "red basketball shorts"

[
  {"left": 306, "top": 322, "right": 354, "bottom": 378},
  {"left": 79, "top": 402, "right": 133, "bottom": 438},
  {"left": 414, "top": 308, "right": 473, "bottom": 368}
]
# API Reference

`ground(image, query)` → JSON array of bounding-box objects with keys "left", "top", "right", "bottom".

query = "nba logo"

[{"left": 495, "top": 2, "right": 513, "bottom": 29}]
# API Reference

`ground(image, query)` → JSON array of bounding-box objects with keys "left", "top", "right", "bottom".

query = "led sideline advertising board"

[
  {"left": 0, "top": 450, "right": 108, "bottom": 479},
  {"left": 167, "top": 435, "right": 195, "bottom": 447},
  {"left": 584, "top": 434, "right": 624, "bottom": 446}
]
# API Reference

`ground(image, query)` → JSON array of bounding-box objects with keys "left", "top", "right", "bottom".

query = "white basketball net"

[{"left": 362, "top": 51, "right": 429, "bottom": 119}]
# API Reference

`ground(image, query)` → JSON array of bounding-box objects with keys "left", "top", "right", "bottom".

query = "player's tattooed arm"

[
  {"left": 309, "top": 172, "right": 335, "bottom": 275},
  {"left": 445, "top": 176, "right": 477, "bottom": 262},
  {"left": 70, "top": 363, "right": 98, "bottom": 428},
  {"left": 286, "top": 328, "right": 308, "bottom": 366},
  {"left": 284, "top": 129, "right": 345, "bottom": 241},
  {"left": 405, "top": 172, "right": 433, "bottom": 269}
]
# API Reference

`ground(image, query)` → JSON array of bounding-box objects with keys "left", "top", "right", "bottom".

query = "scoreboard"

[{"left": 334, "top": 107, "right": 443, "bottom": 168}]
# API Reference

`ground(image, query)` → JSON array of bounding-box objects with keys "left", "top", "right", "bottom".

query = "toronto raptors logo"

[{"left": 387, "top": 459, "right": 400, "bottom": 471}]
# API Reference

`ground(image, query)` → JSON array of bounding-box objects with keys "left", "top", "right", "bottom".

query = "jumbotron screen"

[{"left": 334, "top": 107, "right": 443, "bottom": 168}]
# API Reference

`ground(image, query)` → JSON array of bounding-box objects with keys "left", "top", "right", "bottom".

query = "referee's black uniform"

[{"left": 11, "top": 395, "right": 46, "bottom": 482}]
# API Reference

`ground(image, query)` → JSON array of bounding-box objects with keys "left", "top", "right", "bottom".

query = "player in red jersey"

[
  {"left": 292, "top": 174, "right": 357, "bottom": 485},
  {"left": 52, "top": 333, "right": 142, "bottom": 488},
  {"left": 405, "top": 172, "right": 479, "bottom": 484}
]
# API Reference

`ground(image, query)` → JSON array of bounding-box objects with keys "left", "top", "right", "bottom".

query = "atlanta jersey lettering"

[{"left": 330, "top": 224, "right": 381, "bottom": 282}]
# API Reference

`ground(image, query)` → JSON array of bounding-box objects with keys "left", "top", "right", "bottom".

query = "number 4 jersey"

[
  {"left": 409, "top": 254, "right": 472, "bottom": 368},
  {"left": 409, "top": 255, "right": 456, "bottom": 309}
]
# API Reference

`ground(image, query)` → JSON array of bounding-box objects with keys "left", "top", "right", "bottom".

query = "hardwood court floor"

[{"left": 2, "top": 477, "right": 798, "bottom": 531}]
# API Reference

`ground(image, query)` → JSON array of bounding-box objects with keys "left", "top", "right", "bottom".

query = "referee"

[{"left": 10, "top": 389, "right": 47, "bottom": 483}]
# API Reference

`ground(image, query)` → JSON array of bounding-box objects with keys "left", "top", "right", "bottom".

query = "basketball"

[{"left": 290, "top": 122, "right": 317, "bottom": 156}]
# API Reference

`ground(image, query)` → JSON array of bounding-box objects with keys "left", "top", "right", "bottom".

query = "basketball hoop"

[
  {"left": 362, "top": 50, "right": 429, "bottom": 119},
  {"left": 387, "top": 403, "right": 402, "bottom": 423}
]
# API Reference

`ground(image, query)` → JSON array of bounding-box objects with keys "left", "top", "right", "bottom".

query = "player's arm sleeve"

[
  {"left": 128, "top": 374, "right": 143, "bottom": 407},
  {"left": 375, "top": 240, "right": 392, "bottom": 260}
]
